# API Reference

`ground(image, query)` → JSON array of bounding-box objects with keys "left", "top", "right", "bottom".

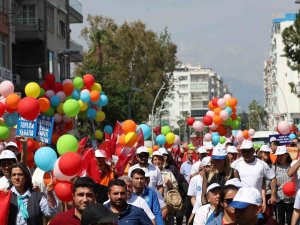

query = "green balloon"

[
  {"left": 73, "top": 77, "right": 84, "bottom": 89},
  {"left": 231, "top": 120, "right": 239, "bottom": 129},
  {"left": 43, "top": 107, "right": 55, "bottom": 117},
  {"left": 0, "top": 125, "right": 10, "bottom": 140},
  {"left": 38, "top": 88, "right": 45, "bottom": 98},
  {"left": 224, "top": 118, "right": 232, "bottom": 126},
  {"left": 63, "top": 99, "right": 80, "bottom": 117},
  {"left": 65, "top": 95, "right": 72, "bottom": 101},
  {"left": 220, "top": 136, "right": 226, "bottom": 144},
  {"left": 57, "top": 134, "right": 78, "bottom": 155},
  {"left": 236, "top": 116, "right": 241, "bottom": 122},
  {"left": 161, "top": 126, "right": 171, "bottom": 135}
]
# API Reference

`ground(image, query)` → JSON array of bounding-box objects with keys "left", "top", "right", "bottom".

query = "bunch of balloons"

[
  {"left": 186, "top": 117, "right": 204, "bottom": 133},
  {"left": 154, "top": 125, "right": 180, "bottom": 148}
]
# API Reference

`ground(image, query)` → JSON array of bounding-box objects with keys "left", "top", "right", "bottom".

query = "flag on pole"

[{"left": 0, "top": 190, "right": 11, "bottom": 225}]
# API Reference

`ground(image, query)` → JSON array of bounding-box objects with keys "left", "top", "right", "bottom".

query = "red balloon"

[
  {"left": 0, "top": 102, "right": 5, "bottom": 117},
  {"left": 282, "top": 181, "right": 296, "bottom": 197},
  {"left": 83, "top": 74, "right": 95, "bottom": 89},
  {"left": 18, "top": 97, "right": 40, "bottom": 121},
  {"left": 203, "top": 116, "right": 213, "bottom": 126},
  {"left": 52, "top": 82, "right": 63, "bottom": 93},
  {"left": 153, "top": 126, "right": 161, "bottom": 135},
  {"left": 164, "top": 142, "right": 173, "bottom": 148},
  {"left": 27, "top": 139, "right": 35, "bottom": 152},
  {"left": 186, "top": 117, "right": 195, "bottom": 126},
  {"left": 54, "top": 181, "right": 73, "bottom": 202},
  {"left": 58, "top": 152, "right": 82, "bottom": 176},
  {"left": 212, "top": 98, "right": 219, "bottom": 107},
  {"left": 41, "top": 82, "right": 50, "bottom": 91},
  {"left": 44, "top": 74, "right": 56, "bottom": 86}
]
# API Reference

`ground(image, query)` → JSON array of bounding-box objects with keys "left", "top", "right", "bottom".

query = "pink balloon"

[
  {"left": 223, "top": 94, "right": 231, "bottom": 101},
  {"left": 278, "top": 121, "right": 290, "bottom": 135},
  {"left": 220, "top": 110, "right": 229, "bottom": 121},
  {"left": 46, "top": 90, "right": 55, "bottom": 98},
  {"left": 217, "top": 98, "right": 227, "bottom": 109},
  {"left": 248, "top": 129, "right": 255, "bottom": 137},
  {"left": 193, "top": 121, "right": 204, "bottom": 132},
  {"left": 236, "top": 130, "right": 244, "bottom": 143},
  {"left": 204, "top": 133, "right": 212, "bottom": 142},
  {"left": 53, "top": 158, "right": 75, "bottom": 181},
  {"left": 174, "top": 135, "right": 180, "bottom": 145},
  {"left": 0, "top": 80, "right": 14, "bottom": 98},
  {"left": 206, "top": 110, "right": 215, "bottom": 118},
  {"left": 209, "top": 122, "right": 218, "bottom": 130},
  {"left": 56, "top": 91, "right": 66, "bottom": 103},
  {"left": 54, "top": 113, "right": 62, "bottom": 123}
]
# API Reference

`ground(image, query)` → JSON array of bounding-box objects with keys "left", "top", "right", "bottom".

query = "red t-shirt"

[{"left": 48, "top": 208, "right": 80, "bottom": 225}]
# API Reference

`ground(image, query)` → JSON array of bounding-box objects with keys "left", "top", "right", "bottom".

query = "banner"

[
  {"left": 36, "top": 115, "right": 54, "bottom": 144},
  {"left": 0, "top": 190, "right": 11, "bottom": 225},
  {"left": 269, "top": 134, "right": 290, "bottom": 145},
  {"left": 16, "top": 116, "right": 37, "bottom": 138}
]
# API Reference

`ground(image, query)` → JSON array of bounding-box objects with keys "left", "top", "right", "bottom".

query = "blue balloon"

[
  {"left": 86, "top": 108, "right": 97, "bottom": 120},
  {"left": 34, "top": 147, "right": 57, "bottom": 172},
  {"left": 212, "top": 134, "right": 220, "bottom": 146},
  {"left": 50, "top": 95, "right": 60, "bottom": 107},
  {"left": 232, "top": 130, "right": 237, "bottom": 137},
  {"left": 137, "top": 124, "right": 151, "bottom": 140},
  {"left": 225, "top": 107, "right": 233, "bottom": 116},
  {"left": 99, "top": 95, "right": 108, "bottom": 107},
  {"left": 72, "top": 90, "right": 80, "bottom": 100},
  {"left": 289, "top": 133, "right": 296, "bottom": 140},
  {"left": 3, "top": 112, "right": 18, "bottom": 127},
  {"left": 104, "top": 125, "right": 113, "bottom": 134},
  {"left": 81, "top": 92, "right": 91, "bottom": 103},
  {"left": 298, "top": 124, "right": 300, "bottom": 132},
  {"left": 156, "top": 134, "right": 166, "bottom": 145}
]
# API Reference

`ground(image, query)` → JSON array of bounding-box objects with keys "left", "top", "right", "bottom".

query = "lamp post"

[{"left": 151, "top": 82, "right": 166, "bottom": 144}]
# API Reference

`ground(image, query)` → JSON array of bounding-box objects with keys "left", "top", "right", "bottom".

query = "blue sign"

[
  {"left": 36, "top": 115, "right": 54, "bottom": 144},
  {"left": 269, "top": 134, "right": 291, "bottom": 145},
  {"left": 16, "top": 116, "right": 37, "bottom": 138}
]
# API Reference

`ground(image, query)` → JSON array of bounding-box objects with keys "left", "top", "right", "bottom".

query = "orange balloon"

[
  {"left": 213, "top": 115, "right": 222, "bottom": 125},
  {"left": 208, "top": 101, "right": 215, "bottom": 110},
  {"left": 122, "top": 120, "right": 137, "bottom": 134},
  {"left": 118, "top": 134, "right": 126, "bottom": 146},
  {"left": 63, "top": 83, "right": 74, "bottom": 96},
  {"left": 38, "top": 97, "right": 50, "bottom": 113},
  {"left": 153, "top": 145, "right": 159, "bottom": 151},
  {"left": 6, "top": 93, "right": 21, "bottom": 111},
  {"left": 243, "top": 130, "right": 249, "bottom": 139},
  {"left": 90, "top": 90, "right": 100, "bottom": 103},
  {"left": 214, "top": 107, "right": 222, "bottom": 115},
  {"left": 164, "top": 142, "right": 173, "bottom": 148},
  {"left": 228, "top": 98, "right": 238, "bottom": 107},
  {"left": 43, "top": 172, "right": 51, "bottom": 186}
]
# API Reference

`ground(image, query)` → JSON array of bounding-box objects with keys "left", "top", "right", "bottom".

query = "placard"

[
  {"left": 269, "top": 134, "right": 291, "bottom": 145},
  {"left": 36, "top": 115, "right": 54, "bottom": 144},
  {"left": 16, "top": 116, "right": 37, "bottom": 138}
]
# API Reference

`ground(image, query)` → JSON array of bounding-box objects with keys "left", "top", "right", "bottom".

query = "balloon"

[
  {"left": 208, "top": 101, "right": 215, "bottom": 110},
  {"left": 166, "top": 132, "right": 175, "bottom": 144},
  {"left": 161, "top": 126, "right": 171, "bottom": 135},
  {"left": 248, "top": 129, "right": 255, "bottom": 137},
  {"left": 99, "top": 94, "right": 108, "bottom": 107},
  {"left": 95, "top": 110, "right": 105, "bottom": 122},
  {"left": 72, "top": 89, "right": 80, "bottom": 100},
  {"left": 0, "top": 102, "right": 5, "bottom": 117},
  {"left": 45, "top": 90, "right": 55, "bottom": 98},
  {"left": 174, "top": 135, "right": 180, "bottom": 145},
  {"left": 54, "top": 113, "right": 62, "bottom": 123},
  {"left": 225, "top": 107, "right": 233, "bottom": 115},
  {"left": 122, "top": 120, "right": 137, "bottom": 134},
  {"left": 137, "top": 124, "right": 151, "bottom": 139},
  {"left": 56, "top": 91, "right": 66, "bottom": 103},
  {"left": 223, "top": 94, "right": 231, "bottom": 101},
  {"left": 209, "top": 122, "right": 218, "bottom": 130},
  {"left": 236, "top": 130, "right": 244, "bottom": 143},
  {"left": 38, "top": 88, "right": 45, "bottom": 98},
  {"left": 90, "top": 90, "right": 100, "bottom": 102},
  {"left": 63, "top": 79, "right": 72, "bottom": 85},
  {"left": 34, "top": 147, "right": 57, "bottom": 172},
  {"left": 5, "top": 93, "right": 21, "bottom": 111},
  {"left": 38, "top": 97, "right": 50, "bottom": 113},
  {"left": 78, "top": 100, "right": 88, "bottom": 112},
  {"left": 83, "top": 74, "right": 95, "bottom": 88},
  {"left": 118, "top": 134, "right": 126, "bottom": 146},
  {"left": 43, "top": 107, "right": 55, "bottom": 117},
  {"left": 220, "top": 136, "right": 226, "bottom": 144},
  {"left": 86, "top": 108, "right": 97, "bottom": 120},
  {"left": 212, "top": 134, "right": 220, "bottom": 146},
  {"left": 156, "top": 134, "right": 166, "bottom": 145},
  {"left": 43, "top": 172, "right": 51, "bottom": 186},
  {"left": 3, "top": 112, "right": 18, "bottom": 127},
  {"left": 220, "top": 110, "right": 229, "bottom": 121},
  {"left": 228, "top": 98, "right": 238, "bottom": 107},
  {"left": 53, "top": 158, "right": 75, "bottom": 180},
  {"left": 216, "top": 125, "right": 227, "bottom": 136},
  {"left": 73, "top": 77, "right": 84, "bottom": 89},
  {"left": 289, "top": 133, "right": 296, "bottom": 140},
  {"left": 153, "top": 126, "right": 161, "bottom": 135},
  {"left": 204, "top": 133, "right": 212, "bottom": 142},
  {"left": 153, "top": 145, "right": 159, "bottom": 151},
  {"left": 214, "top": 107, "right": 222, "bottom": 115},
  {"left": 25, "top": 82, "right": 40, "bottom": 98},
  {"left": 80, "top": 91, "right": 90, "bottom": 103},
  {"left": 63, "top": 82, "right": 74, "bottom": 96},
  {"left": 64, "top": 121, "right": 74, "bottom": 131},
  {"left": 95, "top": 130, "right": 103, "bottom": 139},
  {"left": 206, "top": 110, "right": 215, "bottom": 118},
  {"left": 52, "top": 82, "right": 63, "bottom": 93},
  {"left": 282, "top": 181, "right": 296, "bottom": 197},
  {"left": 0, "top": 80, "right": 14, "bottom": 97},
  {"left": 203, "top": 116, "right": 213, "bottom": 126},
  {"left": 58, "top": 152, "right": 82, "bottom": 176},
  {"left": 278, "top": 121, "right": 290, "bottom": 135},
  {"left": 165, "top": 142, "right": 173, "bottom": 148},
  {"left": 193, "top": 121, "right": 203, "bottom": 132},
  {"left": 186, "top": 117, "right": 195, "bottom": 126},
  {"left": 217, "top": 98, "right": 226, "bottom": 109},
  {"left": 63, "top": 99, "right": 80, "bottom": 117},
  {"left": 18, "top": 97, "right": 40, "bottom": 121},
  {"left": 125, "top": 132, "right": 138, "bottom": 147},
  {"left": 91, "top": 83, "right": 102, "bottom": 92},
  {"left": 54, "top": 181, "right": 73, "bottom": 202},
  {"left": 147, "top": 147, "right": 153, "bottom": 156},
  {"left": 213, "top": 115, "right": 222, "bottom": 125},
  {"left": 44, "top": 74, "right": 55, "bottom": 86},
  {"left": 57, "top": 134, "right": 78, "bottom": 155},
  {"left": 104, "top": 125, "right": 113, "bottom": 134},
  {"left": 212, "top": 98, "right": 219, "bottom": 107},
  {"left": 50, "top": 95, "right": 60, "bottom": 107}
]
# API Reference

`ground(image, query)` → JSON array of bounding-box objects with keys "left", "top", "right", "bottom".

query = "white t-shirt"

[
  {"left": 294, "top": 189, "right": 300, "bottom": 209},
  {"left": 188, "top": 175, "right": 203, "bottom": 198},
  {"left": 154, "top": 188, "right": 167, "bottom": 209},
  {"left": 190, "top": 160, "right": 202, "bottom": 176},
  {"left": 231, "top": 157, "right": 275, "bottom": 191},
  {"left": 193, "top": 204, "right": 214, "bottom": 225},
  {"left": 128, "top": 163, "right": 163, "bottom": 189},
  {"left": 290, "top": 160, "right": 300, "bottom": 190},
  {"left": 0, "top": 176, "right": 9, "bottom": 189}
]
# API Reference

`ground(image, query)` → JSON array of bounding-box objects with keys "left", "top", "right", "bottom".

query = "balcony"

[
  {"left": 69, "top": 39, "right": 83, "bottom": 62},
  {"left": 15, "top": 18, "right": 45, "bottom": 41},
  {"left": 69, "top": 0, "right": 83, "bottom": 23}
]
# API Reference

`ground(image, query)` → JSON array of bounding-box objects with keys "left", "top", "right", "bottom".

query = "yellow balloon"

[
  {"left": 166, "top": 132, "right": 175, "bottom": 144},
  {"left": 147, "top": 147, "right": 153, "bottom": 156},
  {"left": 25, "top": 82, "right": 40, "bottom": 98},
  {"left": 57, "top": 103, "right": 64, "bottom": 114},
  {"left": 95, "top": 111, "right": 105, "bottom": 122},
  {"left": 78, "top": 100, "right": 88, "bottom": 111},
  {"left": 125, "top": 132, "right": 138, "bottom": 147},
  {"left": 95, "top": 130, "right": 103, "bottom": 139},
  {"left": 91, "top": 83, "right": 102, "bottom": 92}
]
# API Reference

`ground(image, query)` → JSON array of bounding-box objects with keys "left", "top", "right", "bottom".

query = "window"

[
  {"left": 58, "top": 10, "right": 66, "bottom": 38},
  {"left": 0, "top": 0, "right": 4, "bottom": 13},
  {"left": 190, "top": 82, "right": 208, "bottom": 91},
  {"left": 47, "top": 5, "right": 55, "bottom": 32},
  {"left": 179, "top": 84, "right": 188, "bottom": 90},
  {"left": 0, "top": 33, "right": 7, "bottom": 67},
  {"left": 48, "top": 50, "right": 54, "bottom": 73},
  {"left": 179, "top": 76, "right": 188, "bottom": 81},
  {"left": 273, "top": 23, "right": 280, "bottom": 34},
  {"left": 191, "top": 92, "right": 209, "bottom": 100},
  {"left": 191, "top": 110, "right": 207, "bottom": 117},
  {"left": 21, "top": 5, "right": 35, "bottom": 25}
]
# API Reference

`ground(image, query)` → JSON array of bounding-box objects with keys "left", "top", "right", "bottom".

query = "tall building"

[
  {"left": 264, "top": 13, "right": 300, "bottom": 130},
  {"left": 155, "top": 64, "right": 231, "bottom": 129}
]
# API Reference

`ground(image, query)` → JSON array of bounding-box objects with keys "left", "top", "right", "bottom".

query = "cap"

[
  {"left": 275, "top": 145, "right": 288, "bottom": 155},
  {"left": 229, "top": 186, "right": 262, "bottom": 209},
  {"left": 259, "top": 145, "right": 271, "bottom": 153},
  {"left": 212, "top": 144, "right": 227, "bottom": 160},
  {"left": 188, "top": 146, "right": 195, "bottom": 150},
  {"left": 4, "top": 141, "right": 18, "bottom": 149},
  {"left": 95, "top": 149, "right": 106, "bottom": 158},
  {"left": 136, "top": 146, "right": 149, "bottom": 154},
  {"left": 159, "top": 147, "right": 169, "bottom": 155},
  {"left": 197, "top": 146, "right": 207, "bottom": 154},
  {"left": 240, "top": 140, "right": 253, "bottom": 150},
  {"left": 142, "top": 168, "right": 150, "bottom": 177},
  {"left": 270, "top": 137, "right": 277, "bottom": 142},
  {"left": 207, "top": 183, "right": 221, "bottom": 194},
  {"left": 227, "top": 146, "right": 238, "bottom": 154},
  {"left": 204, "top": 142, "right": 213, "bottom": 150},
  {"left": 201, "top": 156, "right": 211, "bottom": 167},
  {"left": 81, "top": 203, "right": 117, "bottom": 225},
  {"left": 152, "top": 151, "right": 163, "bottom": 157},
  {"left": 0, "top": 150, "right": 17, "bottom": 161},
  {"left": 225, "top": 178, "right": 243, "bottom": 188}
]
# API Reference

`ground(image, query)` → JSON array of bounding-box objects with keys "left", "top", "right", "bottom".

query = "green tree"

[
  {"left": 76, "top": 15, "right": 178, "bottom": 126},
  {"left": 248, "top": 100, "right": 268, "bottom": 131}
]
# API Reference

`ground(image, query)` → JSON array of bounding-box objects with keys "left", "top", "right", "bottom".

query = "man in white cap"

[
  {"left": 128, "top": 146, "right": 163, "bottom": 194},
  {"left": 190, "top": 146, "right": 208, "bottom": 178},
  {"left": 231, "top": 140, "right": 277, "bottom": 205}
]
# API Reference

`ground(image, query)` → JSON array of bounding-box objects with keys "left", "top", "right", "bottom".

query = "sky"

[{"left": 70, "top": 0, "right": 299, "bottom": 109}]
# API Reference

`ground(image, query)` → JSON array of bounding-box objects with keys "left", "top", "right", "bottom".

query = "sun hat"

[
  {"left": 274, "top": 145, "right": 288, "bottom": 155},
  {"left": 227, "top": 146, "right": 238, "bottom": 154},
  {"left": 240, "top": 140, "right": 253, "bottom": 150},
  {"left": 197, "top": 146, "right": 207, "bottom": 154},
  {"left": 225, "top": 178, "right": 243, "bottom": 188},
  {"left": 81, "top": 203, "right": 117, "bottom": 225},
  {"left": 136, "top": 146, "right": 149, "bottom": 154},
  {"left": 0, "top": 150, "right": 17, "bottom": 161},
  {"left": 259, "top": 145, "right": 271, "bottom": 153},
  {"left": 152, "top": 151, "right": 163, "bottom": 157},
  {"left": 159, "top": 147, "right": 169, "bottom": 155},
  {"left": 229, "top": 186, "right": 262, "bottom": 209},
  {"left": 207, "top": 183, "right": 221, "bottom": 194},
  {"left": 212, "top": 144, "right": 227, "bottom": 160}
]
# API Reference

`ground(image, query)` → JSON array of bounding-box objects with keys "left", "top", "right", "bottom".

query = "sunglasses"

[{"left": 223, "top": 198, "right": 234, "bottom": 204}]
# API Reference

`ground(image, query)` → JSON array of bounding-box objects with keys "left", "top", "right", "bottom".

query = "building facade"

[
  {"left": 264, "top": 13, "right": 300, "bottom": 130},
  {"left": 156, "top": 64, "right": 231, "bottom": 129}
]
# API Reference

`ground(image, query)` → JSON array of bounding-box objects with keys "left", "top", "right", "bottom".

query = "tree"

[
  {"left": 75, "top": 15, "right": 178, "bottom": 125},
  {"left": 248, "top": 100, "right": 268, "bottom": 131}
]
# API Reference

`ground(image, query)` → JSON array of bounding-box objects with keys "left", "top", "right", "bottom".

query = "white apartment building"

[
  {"left": 156, "top": 64, "right": 230, "bottom": 129},
  {"left": 264, "top": 13, "right": 300, "bottom": 130}
]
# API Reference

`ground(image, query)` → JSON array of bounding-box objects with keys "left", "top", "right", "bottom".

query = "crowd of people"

[{"left": 1, "top": 136, "right": 300, "bottom": 225}]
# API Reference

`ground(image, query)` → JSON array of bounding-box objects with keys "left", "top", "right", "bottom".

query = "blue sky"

[{"left": 71, "top": 0, "right": 298, "bottom": 109}]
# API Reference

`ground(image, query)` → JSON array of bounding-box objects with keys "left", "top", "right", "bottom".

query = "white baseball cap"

[
  {"left": 240, "top": 140, "right": 253, "bottom": 150},
  {"left": 225, "top": 178, "right": 243, "bottom": 188},
  {"left": 212, "top": 144, "right": 227, "bottom": 160},
  {"left": 136, "top": 146, "right": 149, "bottom": 154},
  {"left": 206, "top": 183, "right": 221, "bottom": 194},
  {"left": 270, "top": 137, "right": 277, "bottom": 142},
  {"left": 95, "top": 149, "right": 106, "bottom": 158},
  {"left": 227, "top": 146, "right": 238, "bottom": 154},
  {"left": 197, "top": 146, "right": 207, "bottom": 154},
  {"left": 0, "top": 150, "right": 17, "bottom": 160},
  {"left": 274, "top": 146, "right": 288, "bottom": 155},
  {"left": 5, "top": 141, "right": 18, "bottom": 149},
  {"left": 152, "top": 151, "right": 163, "bottom": 157},
  {"left": 159, "top": 147, "right": 168, "bottom": 155},
  {"left": 201, "top": 156, "right": 211, "bottom": 167},
  {"left": 259, "top": 145, "right": 271, "bottom": 153},
  {"left": 229, "top": 186, "right": 262, "bottom": 209}
]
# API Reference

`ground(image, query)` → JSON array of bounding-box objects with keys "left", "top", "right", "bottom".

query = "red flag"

[
  {"left": 77, "top": 137, "right": 88, "bottom": 154},
  {"left": 98, "top": 133, "right": 112, "bottom": 161},
  {"left": 78, "top": 149, "right": 100, "bottom": 183},
  {"left": 0, "top": 190, "right": 11, "bottom": 225},
  {"left": 111, "top": 121, "right": 123, "bottom": 155}
]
